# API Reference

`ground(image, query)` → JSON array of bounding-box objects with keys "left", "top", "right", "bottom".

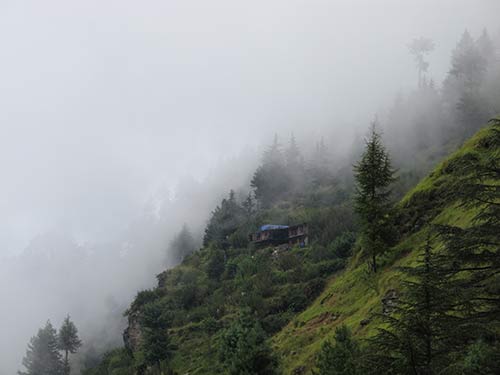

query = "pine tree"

[
  {"left": 408, "top": 37, "right": 435, "bottom": 88},
  {"left": 218, "top": 310, "right": 280, "bottom": 375},
  {"left": 314, "top": 325, "right": 359, "bottom": 375},
  {"left": 443, "top": 30, "right": 490, "bottom": 139},
  {"left": 203, "top": 190, "right": 246, "bottom": 248},
  {"left": 140, "top": 300, "right": 175, "bottom": 374},
  {"left": 363, "top": 235, "right": 463, "bottom": 374},
  {"left": 310, "top": 137, "right": 331, "bottom": 186},
  {"left": 353, "top": 123, "right": 396, "bottom": 273},
  {"left": 19, "top": 321, "right": 64, "bottom": 375},
  {"left": 285, "top": 133, "right": 301, "bottom": 170},
  {"left": 170, "top": 224, "right": 197, "bottom": 264},
  {"left": 251, "top": 135, "right": 291, "bottom": 207},
  {"left": 58, "top": 315, "right": 82, "bottom": 375},
  {"left": 436, "top": 118, "right": 500, "bottom": 325}
]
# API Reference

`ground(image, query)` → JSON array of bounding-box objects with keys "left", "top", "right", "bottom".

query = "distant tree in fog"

[
  {"left": 203, "top": 190, "right": 247, "bottom": 248},
  {"left": 19, "top": 321, "right": 64, "bottom": 375},
  {"left": 58, "top": 315, "right": 82, "bottom": 375},
  {"left": 251, "top": 135, "right": 291, "bottom": 208},
  {"left": 443, "top": 29, "right": 494, "bottom": 139},
  {"left": 169, "top": 224, "right": 197, "bottom": 265},
  {"left": 309, "top": 137, "right": 332, "bottom": 186},
  {"left": 408, "top": 37, "right": 435, "bottom": 88}
]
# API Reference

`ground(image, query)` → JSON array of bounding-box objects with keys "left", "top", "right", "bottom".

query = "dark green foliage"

[
  {"left": 308, "top": 206, "right": 356, "bottom": 247},
  {"left": 139, "top": 300, "right": 175, "bottom": 372},
  {"left": 363, "top": 236, "right": 464, "bottom": 374},
  {"left": 330, "top": 231, "right": 356, "bottom": 259},
  {"left": 443, "top": 30, "right": 496, "bottom": 139},
  {"left": 58, "top": 315, "right": 82, "bottom": 375},
  {"left": 314, "top": 325, "right": 360, "bottom": 375},
  {"left": 435, "top": 118, "right": 500, "bottom": 325},
  {"left": 218, "top": 311, "right": 280, "bottom": 375},
  {"left": 453, "top": 340, "right": 500, "bottom": 375},
  {"left": 19, "top": 321, "right": 64, "bottom": 375},
  {"left": 204, "top": 190, "right": 248, "bottom": 248},
  {"left": 206, "top": 247, "right": 226, "bottom": 281},
  {"left": 353, "top": 123, "right": 396, "bottom": 272},
  {"left": 82, "top": 348, "right": 134, "bottom": 375},
  {"left": 251, "top": 135, "right": 291, "bottom": 208}
]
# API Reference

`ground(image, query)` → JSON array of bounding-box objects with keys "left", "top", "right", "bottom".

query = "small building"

[{"left": 249, "top": 223, "right": 309, "bottom": 248}]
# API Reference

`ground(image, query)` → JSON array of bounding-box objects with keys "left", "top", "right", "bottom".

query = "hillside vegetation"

[
  {"left": 274, "top": 122, "right": 500, "bottom": 373},
  {"left": 82, "top": 119, "right": 499, "bottom": 375}
]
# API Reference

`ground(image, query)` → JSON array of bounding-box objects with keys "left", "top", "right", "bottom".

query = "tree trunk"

[{"left": 65, "top": 350, "right": 69, "bottom": 375}]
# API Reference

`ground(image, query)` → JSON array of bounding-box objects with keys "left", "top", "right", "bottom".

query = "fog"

[{"left": 0, "top": 0, "right": 498, "bottom": 373}]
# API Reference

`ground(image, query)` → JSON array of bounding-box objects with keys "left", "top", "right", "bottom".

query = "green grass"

[{"left": 272, "top": 122, "right": 499, "bottom": 373}]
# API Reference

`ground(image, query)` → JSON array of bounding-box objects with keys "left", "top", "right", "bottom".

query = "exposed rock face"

[
  {"left": 381, "top": 289, "right": 399, "bottom": 315},
  {"left": 123, "top": 310, "right": 142, "bottom": 353}
]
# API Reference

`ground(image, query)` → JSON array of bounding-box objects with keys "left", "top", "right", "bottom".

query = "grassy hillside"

[
  {"left": 273, "top": 122, "right": 499, "bottom": 374},
  {"left": 83, "top": 120, "right": 499, "bottom": 375}
]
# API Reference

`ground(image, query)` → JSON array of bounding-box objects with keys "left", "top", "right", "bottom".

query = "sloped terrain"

[
  {"left": 83, "top": 120, "right": 499, "bottom": 375},
  {"left": 273, "top": 122, "right": 499, "bottom": 373}
]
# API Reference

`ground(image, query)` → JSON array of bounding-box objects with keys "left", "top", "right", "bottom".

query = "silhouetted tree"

[
  {"left": 204, "top": 190, "right": 246, "bottom": 248},
  {"left": 58, "top": 315, "right": 82, "bottom": 375},
  {"left": 443, "top": 30, "right": 490, "bottom": 138},
  {"left": 408, "top": 37, "right": 435, "bottom": 88},
  {"left": 251, "top": 135, "right": 290, "bottom": 207},
  {"left": 19, "top": 321, "right": 64, "bottom": 375},
  {"left": 170, "top": 224, "right": 197, "bottom": 264}
]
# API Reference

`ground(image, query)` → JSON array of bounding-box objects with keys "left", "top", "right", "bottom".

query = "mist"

[{"left": 1, "top": 0, "right": 499, "bottom": 373}]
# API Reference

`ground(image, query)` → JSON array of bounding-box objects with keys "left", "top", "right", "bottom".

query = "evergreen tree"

[
  {"left": 251, "top": 135, "right": 291, "bottom": 207},
  {"left": 58, "top": 315, "right": 82, "bottom": 375},
  {"left": 363, "top": 235, "right": 463, "bottom": 374},
  {"left": 314, "top": 325, "right": 359, "bottom": 375},
  {"left": 408, "top": 37, "right": 435, "bottom": 88},
  {"left": 310, "top": 137, "right": 332, "bottom": 186},
  {"left": 476, "top": 29, "right": 495, "bottom": 64},
  {"left": 19, "top": 321, "right": 64, "bottom": 375},
  {"left": 218, "top": 310, "right": 280, "bottom": 375},
  {"left": 242, "top": 192, "right": 256, "bottom": 218},
  {"left": 436, "top": 118, "right": 500, "bottom": 326},
  {"left": 169, "top": 224, "right": 197, "bottom": 264},
  {"left": 140, "top": 300, "right": 175, "bottom": 374},
  {"left": 443, "top": 30, "right": 490, "bottom": 139},
  {"left": 203, "top": 190, "right": 246, "bottom": 248},
  {"left": 353, "top": 123, "right": 396, "bottom": 273},
  {"left": 285, "top": 133, "right": 302, "bottom": 170}
]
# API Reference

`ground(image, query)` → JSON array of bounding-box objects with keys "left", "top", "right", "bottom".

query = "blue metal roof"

[{"left": 260, "top": 224, "right": 289, "bottom": 231}]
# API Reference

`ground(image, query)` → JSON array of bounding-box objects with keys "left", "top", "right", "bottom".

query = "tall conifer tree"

[
  {"left": 58, "top": 315, "right": 82, "bottom": 375},
  {"left": 353, "top": 123, "right": 396, "bottom": 272},
  {"left": 19, "top": 321, "right": 64, "bottom": 375}
]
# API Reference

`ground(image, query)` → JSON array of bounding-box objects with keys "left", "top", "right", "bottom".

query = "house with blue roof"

[{"left": 249, "top": 223, "right": 308, "bottom": 248}]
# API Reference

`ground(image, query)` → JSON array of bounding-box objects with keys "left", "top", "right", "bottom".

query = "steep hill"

[
  {"left": 83, "top": 119, "right": 499, "bottom": 375},
  {"left": 274, "top": 121, "right": 499, "bottom": 373}
]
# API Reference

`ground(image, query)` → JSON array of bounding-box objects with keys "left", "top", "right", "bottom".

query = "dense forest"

[{"left": 17, "top": 27, "right": 500, "bottom": 375}]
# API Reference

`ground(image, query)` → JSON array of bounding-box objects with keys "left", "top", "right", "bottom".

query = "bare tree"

[{"left": 409, "top": 37, "right": 435, "bottom": 88}]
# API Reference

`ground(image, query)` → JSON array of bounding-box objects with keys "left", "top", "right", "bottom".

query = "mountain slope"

[
  {"left": 83, "top": 120, "right": 499, "bottom": 375},
  {"left": 273, "top": 121, "right": 499, "bottom": 373}
]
